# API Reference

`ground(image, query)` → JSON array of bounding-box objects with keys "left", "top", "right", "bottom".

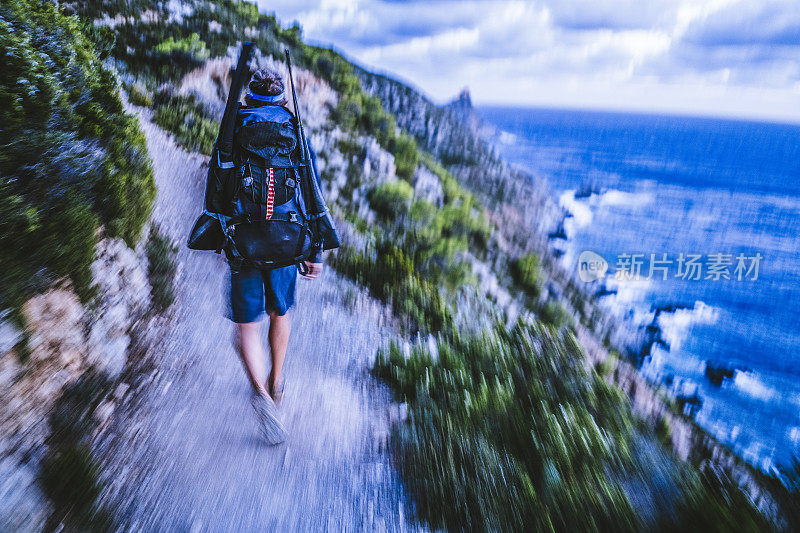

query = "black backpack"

[
  {"left": 218, "top": 104, "right": 316, "bottom": 270},
  {"left": 188, "top": 45, "right": 339, "bottom": 269}
]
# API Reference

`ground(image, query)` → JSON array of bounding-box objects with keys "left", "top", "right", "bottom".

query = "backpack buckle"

[{"left": 289, "top": 212, "right": 298, "bottom": 223}]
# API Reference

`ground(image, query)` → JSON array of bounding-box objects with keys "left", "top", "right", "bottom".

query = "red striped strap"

[{"left": 266, "top": 167, "right": 275, "bottom": 219}]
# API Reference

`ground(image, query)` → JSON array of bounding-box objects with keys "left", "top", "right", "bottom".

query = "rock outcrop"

[{"left": 0, "top": 238, "right": 153, "bottom": 530}]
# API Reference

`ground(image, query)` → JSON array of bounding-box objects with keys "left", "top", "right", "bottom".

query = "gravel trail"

[{"left": 97, "top": 107, "right": 416, "bottom": 531}]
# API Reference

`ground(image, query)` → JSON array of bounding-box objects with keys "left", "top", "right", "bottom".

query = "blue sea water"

[{"left": 479, "top": 106, "right": 800, "bottom": 473}]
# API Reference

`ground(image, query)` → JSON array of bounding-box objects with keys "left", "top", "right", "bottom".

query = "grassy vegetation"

[
  {"left": 375, "top": 323, "right": 639, "bottom": 531},
  {"left": 656, "top": 415, "right": 672, "bottom": 447},
  {"left": 658, "top": 470, "right": 774, "bottom": 532},
  {"left": 40, "top": 371, "right": 114, "bottom": 530},
  {"left": 125, "top": 82, "right": 153, "bottom": 107},
  {"left": 329, "top": 243, "right": 453, "bottom": 334},
  {"left": 539, "top": 300, "right": 572, "bottom": 329},
  {"left": 146, "top": 226, "right": 178, "bottom": 313},
  {"left": 152, "top": 33, "right": 210, "bottom": 62},
  {"left": 152, "top": 90, "right": 219, "bottom": 155},
  {"left": 367, "top": 181, "right": 414, "bottom": 220},
  {"left": 512, "top": 253, "right": 544, "bottom": 297},
  {"left": 333, "top": 157, "right": 490, "bottom": 333},
  {"left": 0, "top": 0, "right": 155, "bottom": 312}
]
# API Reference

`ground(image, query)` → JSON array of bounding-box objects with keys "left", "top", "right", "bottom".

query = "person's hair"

[{"left": 245, "top": 67, "right": 288, "bottom": 107}]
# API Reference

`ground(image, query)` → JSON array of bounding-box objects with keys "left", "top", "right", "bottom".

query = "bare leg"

[
  {"left": 267, "top": 311, "right": 291, "bottom": 388},
  {"left": 236, "top": 322, "right": 268, "bottom": 395}
]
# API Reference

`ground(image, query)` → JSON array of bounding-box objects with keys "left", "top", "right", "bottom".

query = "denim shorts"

[{"left": 229, "top": 265, "right": 297, "bottom": 322}]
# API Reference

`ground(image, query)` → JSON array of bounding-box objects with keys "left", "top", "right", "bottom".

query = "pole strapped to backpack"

[{"left": 284, "top": 49, "right": 322, "bottom": 251}]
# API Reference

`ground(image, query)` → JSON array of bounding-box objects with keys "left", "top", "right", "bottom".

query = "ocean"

[{"left": 479, "top": 106, "right": 800, "bottom": 473}]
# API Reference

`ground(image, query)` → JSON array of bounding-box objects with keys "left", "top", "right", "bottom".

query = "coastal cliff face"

[
  {"left": 577, "top": 325, "right": 783, "bottom": 519},
  {"left": 355, "top": 69, "right": 493, "bottom": 168},
  {"left": 355, "top": 68, "right": 561, "bottom": 241},
  {"left": 359, "top": 64, "right": 786, "bottom": 522}
]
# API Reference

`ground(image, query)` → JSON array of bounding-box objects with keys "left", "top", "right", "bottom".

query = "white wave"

[
  {"left": 559, "top": 190, "right": 593, "bottom": 230},
  {"left": 789, "top": 426, "right": 800, "bottom": 444},
  {"left": 656, "top": 301, "right": 719, "bottom": 352},
  {"left": 498, "top": 131, "right": 517, "bottom": 145},
  {"left": 558, "top": 188, "right": 654, "bottom": 238},
  {"left": 597, "top": 189, "right": 654, "bottom": 209},
  {"left": 644, "top": 345, "right": 706, "bottom": 381},
  {"left": 732, "top": 370, "right": 780, "bottom": 402}
]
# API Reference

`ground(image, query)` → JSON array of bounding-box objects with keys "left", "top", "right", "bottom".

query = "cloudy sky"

[{"left": 255, "top": 0, "right": 800, "bottom": 123}]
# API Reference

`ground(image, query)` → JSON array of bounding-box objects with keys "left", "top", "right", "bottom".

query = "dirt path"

[{"left": 97, "top": 107, "right": 416, "bottom": 531}]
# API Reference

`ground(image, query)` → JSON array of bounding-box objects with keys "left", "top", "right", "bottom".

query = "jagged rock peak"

[{"left": 448, "top": 87, "right": 473, "bottom": 110}]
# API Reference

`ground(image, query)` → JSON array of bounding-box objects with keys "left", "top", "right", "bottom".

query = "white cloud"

[{"left": 254, "top": 0, "right": 800, "bottom": 122}]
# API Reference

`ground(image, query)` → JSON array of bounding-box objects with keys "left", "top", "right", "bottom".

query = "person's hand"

[{"left": 302, "top": 261, "right": 323, "bottom": 280}]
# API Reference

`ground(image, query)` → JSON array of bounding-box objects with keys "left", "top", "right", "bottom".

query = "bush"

[
  {"left": 374, "top": 323, "right": 638, "bottom": 531},
  {"left": 125, "top": 82, "right": 153, "bottom": 107},
  {"left": 367, "top": 181, "right": 413, "bottom": 220},
  {"left": 512, "top": 253, "right": 544, "bottom": 296},
  {"left": 41, "top": 372, "right": 114, "bottom": 528},
  {"left": 40, "top": 445, "right": 104, "bottom": 525},
  {"left": 540, "top": 301, "right": 571, "bottom": 329},
  {"left": 0, "top": 0, "right": 155, "bottom": 310},
  {"left": 595, "top": 351, "right": 619, "bottom": 378},
  {"left": 146, "top": 226, "right": 178, "bottom": 312},
  {"left": 329, "top": 242, "right": 452, "bottom": 333},
  {"left": 389, "top": 133, "right": 419, "bottom": 179},
  {"left": 152, "top": 33, "right": 209, "bottom": 62},
  {"left": 656, "top": 415, "right": 672, "bottom": 446},
  {"left": 152, "top": 91, "right": 218, "bottom": 155},
  {"left": 659, "top": 470, "right": 772, "bottom": 532}
]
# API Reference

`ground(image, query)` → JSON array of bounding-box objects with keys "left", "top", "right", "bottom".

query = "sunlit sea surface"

[{"left": 480, "top": 106, "right": 800, "bottom": 473}]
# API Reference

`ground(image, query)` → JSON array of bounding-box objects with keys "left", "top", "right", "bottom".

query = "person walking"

[{"left": 227, "top": 66, "right": 338, "bottom": 443}]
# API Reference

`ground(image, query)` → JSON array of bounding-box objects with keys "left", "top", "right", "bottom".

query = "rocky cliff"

[
  {"left": 355, "top": 66, "right": 560, "bottom": 240},
  {"left": 0, "top": 237, "right": 157, "bottom": 531}
]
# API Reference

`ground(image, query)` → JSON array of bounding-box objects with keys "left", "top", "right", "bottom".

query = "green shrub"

[
  {"left": 329, "top": 242, "right": 452, "bottom": 333},
  {"left": 40, "top": 444, "right": 104, "bottom": 524},
  {"left": 125, "top": 82, "right": 153, "bottom": 107},
  {"left": 656, "top": 415, "right": 672, "bottom": 446},
  {"left": 152, "top": 91, "right": 218, "bottom": 155},
  {"left": 659, "top": 471, "right": 772, "bottom": 532},
  {"left": 512, "top": 253, "right": 544, "bottom": 296},
  {"left": 540, "top": 301, "right": 571, "bottom": 329},
  {"left": 146, "top": 226, "right": 178, "bottom": 312},
  {"left": 41, "top": 371, "right": 114, "bottom": 529},
  {"left": 389, "top": 132, "right": 419, "bottom": 179},
  {"left": 0, "top": 0, "right": 155, "bottom": 310},
  {"left": 367, "top": 181, "right": 414, "bottom": 220},
  {"left": 375, "top": 324, "right": 638, "bottom": 531},
  {"left": 595, "top": 351, "right": 619, "bottom": 378},
  {"left": 152, "top": 33, "right": 210, "bottom": 61}
]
